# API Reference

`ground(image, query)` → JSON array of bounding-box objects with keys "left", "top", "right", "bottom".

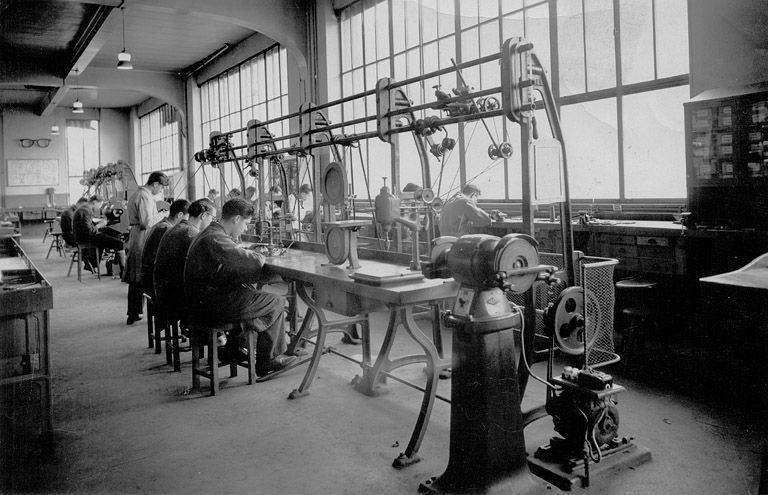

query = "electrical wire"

[{"left": 511, "top": 301, "right": 557, "bottom": 391}]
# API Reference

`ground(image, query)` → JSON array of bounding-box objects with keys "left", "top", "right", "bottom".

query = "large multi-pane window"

[
  {"left": 138, "top": 104, "right": 181, "bottom": 181},
  {"left": 199, "top": 44, "right": 289, "bottom": 195},
  {"left": 66, "top": 119, "right": 99, "bottom": 204},
  {"left": 339, "top": 0, "right": 690, "bottom": 201}
]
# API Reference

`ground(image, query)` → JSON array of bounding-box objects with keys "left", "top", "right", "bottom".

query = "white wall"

[
  {"left": 0, "top": 107, "right": 131, "bottom": 208},
  {"left": 689, "top": 0, "right": 768, "bottom": 95}
]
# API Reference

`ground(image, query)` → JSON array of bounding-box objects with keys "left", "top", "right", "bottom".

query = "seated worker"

[
  {"left": 287, "top": 184, "right": 313, "bottom": 231},
  {"left": 72, "top": 194, "right": 126, "bottom": 275},
  {"left": 184, "top": 198, "right": 296, "bottom": 376},
  {"left": 227, "top": 188, "right": 242, "bottom": 201},
  {"left": 61, "top": 197, "right": 88, "bottom": 247},
  {"left": 140, "top": 199, "right": 190, "bottom": 304},
  {"left": 154, "top": 199, "right": 216, "bottom": 325},
  {"left": 438, "top": 183, "right": 491, "bottom": 237}
]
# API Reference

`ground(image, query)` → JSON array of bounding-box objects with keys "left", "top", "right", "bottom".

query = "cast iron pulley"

[
  {"left": 324, "top": 225, "right": 350, "bottom": 265},
  {"left": 551, "top": 286, "right": 601, "bottom": 355},
  {"left": 321, "top": 161, "right": 347, "bottom": 207}
]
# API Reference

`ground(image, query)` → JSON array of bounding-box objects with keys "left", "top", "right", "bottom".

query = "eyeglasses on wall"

[{"left": 19, "top": 138, "right": 52, "bottom": 148}]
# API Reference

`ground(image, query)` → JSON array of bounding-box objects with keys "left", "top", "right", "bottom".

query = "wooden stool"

[
  {"left": 189, "top": 321, "right": 255, "bottom": 396},
  {"left": 42, "top": 219, "right": 55, "bottom": 243},
  {"left": 615, "top": 278, "right": 658, "bottom": 372},
  {"left": 69, "top": 242, "right": 102, "bottom": 282},
  {"left": 46, "top": 232, "right": 65, "bottom": 259}
]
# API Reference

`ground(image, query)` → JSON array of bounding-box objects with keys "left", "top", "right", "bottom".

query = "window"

[
  {"left": 138, "top": 104, "right": 181, "bottom": 181},
  {"left": 199, "top": 45, "right": 289, "bottom": 196},
  {"left": 559, "top": 0, "right": 689, "bottom": 200},
  {"left": 338, "top": 0, "right": 690, "bottom": 202},
  {"left": 66, "top": 119, "right": 99, "bottom": 204}
]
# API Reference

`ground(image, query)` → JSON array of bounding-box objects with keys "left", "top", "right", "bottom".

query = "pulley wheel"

[
  {"left": 324, "top": 226, "right": 349, "bottom": 265},
  {"left": 553, "top": 286, "right": 601, "bottom": 355},
  {"left": 431, "top": 197, "right": 444, "bottom": 212},
  {"left": 499, "top": 142, "right": 514, "bottom": 158},
  {"left": 494, "top": 234, "right": 539, "bottom": 293},
  {"left": 321, "top": 162, "right": 347, "bottom": 207},
  {"left": 420, "top": 188, "right": 435, "bottom": 204}
]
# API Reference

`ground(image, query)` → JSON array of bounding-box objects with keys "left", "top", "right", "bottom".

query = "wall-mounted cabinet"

[{"left": 685, "top": 83, "right": 768, "bottom": 230}]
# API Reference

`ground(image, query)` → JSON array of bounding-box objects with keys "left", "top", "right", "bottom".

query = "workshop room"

[{"left": 0, "top": 0, "right": 765, "bottom": 493}]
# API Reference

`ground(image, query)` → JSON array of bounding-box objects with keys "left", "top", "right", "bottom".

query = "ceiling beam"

[
  {"left": 57, "top": 0, "right": 123, "bottom": 6},
  {"left": 39, "top": 7, "right": 122, "bottom": 115}
]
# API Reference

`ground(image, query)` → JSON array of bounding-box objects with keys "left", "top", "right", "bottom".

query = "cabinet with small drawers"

[{"left": 592, "top": 233, "right": 685, "bottom": 275}]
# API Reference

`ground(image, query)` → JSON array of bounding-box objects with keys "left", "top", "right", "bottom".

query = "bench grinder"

[{"left": 420, "top": 233, "right": 557, "bottom": 494}]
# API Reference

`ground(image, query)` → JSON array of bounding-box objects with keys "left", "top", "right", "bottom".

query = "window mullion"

[{"left": 613, "top": 0, "right": 625, "bottom": 200}]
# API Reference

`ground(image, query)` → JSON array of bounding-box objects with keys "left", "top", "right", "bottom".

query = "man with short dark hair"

[
  {"left": 61, "top": 197, "right": 88, "bottom": 248},
  {"left": 438, "top": 183, "right": 491, "bottom": 237},
  {"left": 124, "top": 171, "right": 170, "bottom": 325},
  {"left": 154, "top": 199, "right": 216, "bottom": 325},
  {"left": 184, "top": 198, "right": 295, "bottom": 377},
  {"left": 140, "top": 199, "right": 190, "bottom": 306},
  {"left": 72, "top": 195, "right": 126, "bottom": 275}
]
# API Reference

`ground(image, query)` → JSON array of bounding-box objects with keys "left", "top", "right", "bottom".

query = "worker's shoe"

[
  {"left": 126, "top": 314, "right": 143, "bottom": 325},
  {"left": 287, "top": 346, "right": 309, "bottom": 357},
  {"left": 219, "top": 345, "right": 249, "bottom": 364},
  {"left": 256, "top": 354, "right": 297, "bottom": 378}
]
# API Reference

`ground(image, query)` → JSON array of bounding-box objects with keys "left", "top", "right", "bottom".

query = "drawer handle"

[{"left": 647, "top": 238, "right": 657, "bottom": 245}]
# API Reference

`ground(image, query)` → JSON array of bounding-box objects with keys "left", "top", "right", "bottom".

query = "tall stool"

[
  {"left": 46, "top": 232, "right": 65, "bottom": 259},
  {"left": 615, "top": 278, "right": 658, "bottom": 372},
  {"left": 42, "top": 219, "right": 55, "bottom": 243},
  {"left": 67, "top": 242, "right": 102, "bottom": 282},
  {"left": 189, "top": 321, "right": 255, "bottom": 396}
]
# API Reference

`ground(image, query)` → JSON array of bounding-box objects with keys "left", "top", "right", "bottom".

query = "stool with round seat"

[
  {"left": 189, "top": 321, "right": 255, "bottom": 396},
  {"left": 46, "top": 232, "right": 65, "bottom": 259},
  {"left": 614, "top": 277, "right": 658, "bottom": 372}
]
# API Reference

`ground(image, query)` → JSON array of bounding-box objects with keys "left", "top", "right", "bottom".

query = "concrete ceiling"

[{"left": 0, "top": 0, "right": 256, "bottom": 113}]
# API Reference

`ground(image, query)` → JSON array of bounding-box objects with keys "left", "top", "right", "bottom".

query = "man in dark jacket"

[
  {"left": 154, "top": 199, "right": 215, "bottom": 325},
  {"left": 72, "top": 195, "right": 126, "bottom": 274},
  {"left": 140, "top": 199, "right": 189, "bottom": 303},
  {"left": 61, "top": 197, "right": 87, "bottom": 247},
  {"left": 438, "top": 183, "right": 491, "bottom": 237},
  {"left": 184, "top": 198, "right": 295, "bottom": 377}
]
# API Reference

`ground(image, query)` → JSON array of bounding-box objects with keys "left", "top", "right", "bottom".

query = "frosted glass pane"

[
  {"left": 525, "top": 4, "right": 551, "bottom": 75},
  {"left": 620, "top": 0, "right": 654, "bottom": 84},
  {"left": 655, "top": 0, "right": 689, "bottom": 78},
  {"left": 341, "top": 16, "right": 352, "bottom": 71},
  {"left": 438, "top": 36, "right": 456, "bottom": 87},
  {"left": 501, "top": 0, "right": 523, "bottom": 15},
  {"left": 375, "top": 0, "right": 390, "bottom": 59},
  {"left": 422, "top": 0, "right": 438, "bottom": 42},
  {"left": 350, "top": 4, "right": 363, "bottom": 67},
  {"left": 460, "top": 0, "right": 478, "bottom": 29},
  {"left": 461, "top": 27, "right": 479, "bottom": 63},
  {"left": 584, "top": 0, "right": 615, "bottom": 91},
  {"left": 392, "top": 0, "right": 405, "bottom": 53},
  {"left": 364, "top": 2, "right": 377, "bottom": 63},
  {"left": 501, "top": 12, "right": 524, "bottom": 43},
  {"left": 479, "top": 19, "right": 499, "bottom": 57},
  {"left": 437, "top": 0, "right": 455, "bottom": 37},
  {"left": 464, "top": 116, "right": 508, "bottom": 199},
  {"left": 405, "top": 0, "right": 420, "bottom": 49},
  {"left": 557, "top": 0, "right": 585, "bottom": 96},
  {"left": 561, "top": 98, "right": 619, "bottom": 199},
  {"left": 623, "top": 85, "right": 688, "bottom": 199},
  {"left": 478, "top": 0, "right": 498, "bottom": 22}
]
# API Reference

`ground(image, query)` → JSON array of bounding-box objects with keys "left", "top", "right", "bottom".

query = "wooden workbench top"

[
  {"left": 262, "top": 249, "right": 458, "bottom": 306},
  {"left": 488, "top": 218, "right": 687, "bottom": 236}
]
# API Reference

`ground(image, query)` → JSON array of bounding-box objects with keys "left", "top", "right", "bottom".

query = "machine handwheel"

[
  {"left": 321, "top": 162, "right": 347, "bottom": 207},
  {"left": 494, "top": 234, "right": 539, "bottom": 293},
  {"left": 552, "top": 286, "right": 601, "bottom": 355}
]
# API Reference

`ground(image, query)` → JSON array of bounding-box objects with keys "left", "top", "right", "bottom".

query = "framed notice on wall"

[{"left": 6, "top": 159, "right": 59, "bottom": 186}]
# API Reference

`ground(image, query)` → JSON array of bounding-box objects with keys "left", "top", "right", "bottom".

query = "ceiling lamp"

[
  {"left": 117, "top": 7, "right": 133, "bottom": 70},
  {"left": 51, "top": 125, "right": 60, "bottom": 135},
  {"left": 72, "top": 99, "right": 84, "bottom": 114}
]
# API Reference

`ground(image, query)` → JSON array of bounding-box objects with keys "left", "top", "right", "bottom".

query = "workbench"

[
  {"left": 482, "top": 218, "right": 688, "bottom": 276},
  {"left": 260, "top": 249, "right": 458, "bottom": 468},
  {"left": 0, "top": 234, "right": 53, "bottom": 450}
]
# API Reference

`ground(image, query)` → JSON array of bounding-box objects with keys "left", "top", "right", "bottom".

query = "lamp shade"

[
  {"left": 117, "top": 50, "right": 133, "bottom": 70},
  {"left": 72, "top": 99, "right": 84, "bottom": 114},
  {"left": 51, "top": 125, "right": 60, "bottom": 135}
]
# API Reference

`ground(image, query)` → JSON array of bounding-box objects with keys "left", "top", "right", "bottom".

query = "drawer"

[
  {"left": 639, "top": 258, "right": 675, "bottom": 274},
  {"left": 595, "top": 233, "right": 635, "bottom": 245},
  {"left": 22, "top": 211, "right": 42, "bottom": 221},
  {"left": 637, "top": 236, "right": 670, "bottom": 247},
  {"left": 599, "top": 243, "right": 638, "bottom": 258},
  {"left": 637, "top": 245, "right": 674, "bottom": 259}
]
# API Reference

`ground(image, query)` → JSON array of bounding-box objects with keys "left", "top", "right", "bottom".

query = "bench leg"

[
  {"left": 191, "top": 334, "right": 201, "bottom": 392},
  {"left": 172, "top": 321, "right": 181, "bottom": 372},
  {"left": 209, "top": 329, "right": 219, "bottom": 396}
]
